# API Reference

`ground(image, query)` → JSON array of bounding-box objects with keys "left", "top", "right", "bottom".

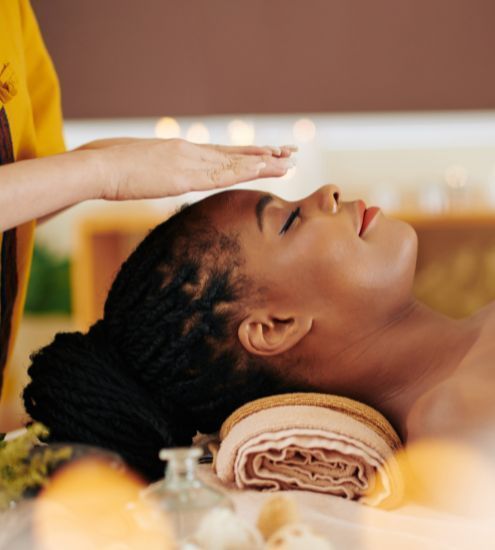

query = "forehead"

[{"left": 200, "top": 189, "right": 267, "bottom": 228}]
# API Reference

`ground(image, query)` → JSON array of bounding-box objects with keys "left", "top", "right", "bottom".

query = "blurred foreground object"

[
  {"left": 34, "top": 457, "right": 174, "bottom": 550},
  {"left": 185, "top": 493, "right": 333, "bottom": 550},
  {"left": 189, "top": 508, "right": 264, "bottom": 550},
  {"left": 143, "top": 447, "right": 233, "bottom": 543},
  {"left": 0, "top": 424, "right": 71, "bottom": 510},
  {"left": 396, "top": 437, "right": 495, "bottom": 518},
  {"left": 258, "top": 495, "right": 333, "bottom": 550},
  {"left": 410, "top": 213, "right": 495, "bottom": 317}
]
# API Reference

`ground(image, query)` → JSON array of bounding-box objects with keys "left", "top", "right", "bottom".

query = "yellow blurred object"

[
  {"left": 395, "top": 437, "right": 495, "bottom": 518},
  {"left": 257, "top": 495, "right": 299, "bottom": 541},
  {"left": 34, "top": 457, "right": 175, "bottom": 550},
  {"left": 407, "top": 213, "right": 495, "bottom": 317}
]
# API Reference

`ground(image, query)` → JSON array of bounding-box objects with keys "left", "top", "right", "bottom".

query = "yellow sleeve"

[
  {"left": 19, "top": 0, "right": 65, "bottom": 158},
  {"left": 0, "top": 0, "right": 65, "bottom": 424}
]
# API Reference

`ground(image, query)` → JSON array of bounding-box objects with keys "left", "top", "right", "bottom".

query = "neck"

[{"left": 316, "top": 300, "right": 482, "bottom": 442}]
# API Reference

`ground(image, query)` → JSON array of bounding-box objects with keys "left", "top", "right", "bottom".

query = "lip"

[
  {"left": 356, "top": 200, "right": 380, "bottom": 236},
  {"left": 359, "top": 206, "right": 380, "bottom": 236},
  {"left": 356, "top": 200, "right": 366, "bottom": 234}
]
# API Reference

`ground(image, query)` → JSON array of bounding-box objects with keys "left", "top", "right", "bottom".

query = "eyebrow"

[{"left": 255, "top": 194, "right": 274, "bottom": 232}]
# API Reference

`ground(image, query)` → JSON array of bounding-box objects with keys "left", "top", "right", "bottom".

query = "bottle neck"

[{"left": 164, "top": 456, "right": 200, "bottom": 489}]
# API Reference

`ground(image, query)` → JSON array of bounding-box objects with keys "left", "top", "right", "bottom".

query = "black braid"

[{"left": 23, "top": 199, "right": 300, "bottom": 481}]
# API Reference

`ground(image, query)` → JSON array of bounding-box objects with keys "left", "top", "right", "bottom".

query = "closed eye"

[{"left": 279, "top": 207, "right": 301, "bottom": 235}]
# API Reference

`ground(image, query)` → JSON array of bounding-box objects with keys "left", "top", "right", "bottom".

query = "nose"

[{"left": 315, "top": 184, "right": 341, "bottom": 214}]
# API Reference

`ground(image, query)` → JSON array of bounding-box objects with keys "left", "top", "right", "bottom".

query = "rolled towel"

[{"left": 213, "top": 393, "right": 404, "bottom": 509}]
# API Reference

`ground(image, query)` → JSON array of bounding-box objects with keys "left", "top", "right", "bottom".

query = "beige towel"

[{"left": 213, "top": 393, "right": 404, "bottom": 509}]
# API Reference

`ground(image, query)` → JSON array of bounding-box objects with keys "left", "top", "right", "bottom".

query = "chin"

[
  {"left": 364, "top": 214, "right": 417, "bottom": 293},
  {"left": 383, "top": 217, "right": 418, "bottom": 299},
  {"left": 397, "top": 219, "right": 418, "bottom": 273}
]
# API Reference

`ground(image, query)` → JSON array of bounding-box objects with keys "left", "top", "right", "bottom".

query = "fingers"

[
  {"left": 257, "top": 145, "right": 298, "bottom": 158},
  {"left": 209, "top": 144, "right": 271, "bottom": 156},
  {"left": 210, "top": 144, "right": 298, "bottom": 158},
  {"left": 203, "top": 156, "right": 266, "bottom": 187},
  {"left": 258, "top": 155, "right": 297, "bottom": 177},
  {"left": 270, "top": 145, "right": 299, "bottom": 158},
  {"left": 199, "top": 154, "right": 296, "bottom": 189}
]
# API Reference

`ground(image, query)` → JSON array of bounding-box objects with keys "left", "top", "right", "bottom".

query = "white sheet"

[{"left": 199, "top": 464, "right": 495, "bottom": 550}]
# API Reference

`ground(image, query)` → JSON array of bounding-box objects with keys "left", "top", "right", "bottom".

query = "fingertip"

[
  {"left": 262, "top": 145, "right": 283, "bottom": 157},
  {"left": 282, "top": 144, "right": 299, "bottom": 152}
]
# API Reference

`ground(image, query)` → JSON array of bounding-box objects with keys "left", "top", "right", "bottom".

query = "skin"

[
  {"left": 198, "top": 184, "right": 495, "bottom": 514},
  {"left": 199, "top": 185, "right": 493, "bottom": 449},
  {"left": 0, "top": 138, "right": 297, "bottom": 231}
]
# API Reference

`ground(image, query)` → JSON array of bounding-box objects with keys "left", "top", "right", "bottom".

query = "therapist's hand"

[{"left": 80, "top": 138, "right": 297, "bottom": 201}]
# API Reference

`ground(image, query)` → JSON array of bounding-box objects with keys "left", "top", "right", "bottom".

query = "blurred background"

[{"left": 2, "top": 0, "right": 495, "bottom": 430}]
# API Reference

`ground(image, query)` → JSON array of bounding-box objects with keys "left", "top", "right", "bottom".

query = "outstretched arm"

[{"left": 0, "top": 138, "right": 296, "bottom": 232}]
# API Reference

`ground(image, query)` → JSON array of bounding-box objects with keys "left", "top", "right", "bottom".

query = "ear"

[{"left": 237, "top": 310, "right": 313, "bottom": 356}]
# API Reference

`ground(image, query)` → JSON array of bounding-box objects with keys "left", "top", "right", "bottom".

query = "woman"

[
  {"left": 23, "top": 184, "right": 495, "bottom": 485},
  {"left": 0, "top": 0, "right": 294, "bottom": 408}
]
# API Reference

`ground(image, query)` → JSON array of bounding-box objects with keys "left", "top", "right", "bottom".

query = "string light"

[
  {"left": 444, "top": 164, "right": 468, "bottom": 189},
  {"left": 293, "top": 118, "right": 316, "bottom": 143},
  {"left": 227, "top": 119, "right": 255, "bottom": 145},
  {"left": 155, "top": 117, "right": 181, "bottom": 139},
  {"left": 186, "top": 122, "right": 210, "bottom": 144}
]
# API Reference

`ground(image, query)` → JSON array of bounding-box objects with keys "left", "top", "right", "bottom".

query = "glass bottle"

[{"left": 143, "top": 447, "right": 233, "bottom": 543}]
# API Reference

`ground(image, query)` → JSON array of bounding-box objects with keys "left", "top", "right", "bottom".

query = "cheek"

[
  {"left": 311, "top": 218, "right": 417, "bottom": 311},
  {"left": 294, "top": 227, "right": 365, "bottom": 300},
  {"left": 261, "top": 226, "right": 358, "bottom": 305}
]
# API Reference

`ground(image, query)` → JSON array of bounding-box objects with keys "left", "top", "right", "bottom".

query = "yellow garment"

[{"left": 0, "top": 0, "right": 65, "bottom": 401}]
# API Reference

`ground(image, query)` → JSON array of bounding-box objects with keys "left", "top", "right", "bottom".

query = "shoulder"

[
  {"left": 471, "top": 301, "right": 495, "bottom": 330},
  {"left": 405, "top": 380, "right": 458, "bottom": 443},
  {"left": 406, "top": 306, "right": 495, "bottom": 444}
]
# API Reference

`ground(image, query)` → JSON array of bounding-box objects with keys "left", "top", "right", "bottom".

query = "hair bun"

[
  {"left": 23, "top": 323, "right": 190, "bottom": 480},
  {"left": 86, "top": 319, "right": 118, "bottom": 360}
]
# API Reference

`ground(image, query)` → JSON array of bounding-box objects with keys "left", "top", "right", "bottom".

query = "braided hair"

[{"left": 23, "top": 200, "right": 296, "bottom": 480}]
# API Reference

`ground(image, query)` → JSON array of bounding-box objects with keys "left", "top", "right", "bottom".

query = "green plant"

[
  {"left": 0, "top": 423, "right": 72, "bottom": 509},
  {"left": 25, "top": 244, "right": 71, "bottom": 314}
]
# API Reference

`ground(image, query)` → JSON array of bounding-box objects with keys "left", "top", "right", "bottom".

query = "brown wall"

[{"left": 32, "top": 0, "right": 495, "bottom": 118}]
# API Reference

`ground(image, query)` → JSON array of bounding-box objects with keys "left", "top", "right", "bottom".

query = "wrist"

[{"left": 78, "top": 148, "right": 118, "bottom": 201}]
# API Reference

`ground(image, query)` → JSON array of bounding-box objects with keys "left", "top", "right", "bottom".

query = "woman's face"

[{"left": 202, "top": 184, "right": 418, "bottom": 386}]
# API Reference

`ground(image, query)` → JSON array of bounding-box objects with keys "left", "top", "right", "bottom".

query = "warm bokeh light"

[
  {"left": 227, "top": 119, "right": 255, "bottom": 145},
  {"left": 155, "top": 117, "right": 181, "bottom": 139},
  {"left": 356, "top": 438, "right": 495, "bottom": 548},
  {"left": 367, "top": 186, "right": 401, "bottom": 213},
  {"left": 444, "top": 164, "right": 468, "bottom": 189},
  {"left": 488, "top": 165, "right": 495, "bottom": 205},
  {"left": 418, "top": 184, "right": 447, "bottom": 213},
  {"left": 292, "top": 118, "right": 316, "bottom": 143},
  {"left": 186, "top": 122, "right": 210, "bottom": 144},
  {"left": 394, "top": 438, "right": 495, "bottom": 518},
  {"left": 34, "top": 458, "right": 175, "bottom": 550}
]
